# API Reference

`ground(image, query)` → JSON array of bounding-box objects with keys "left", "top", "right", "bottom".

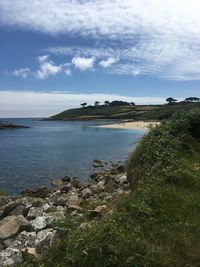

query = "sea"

[{"left": 0, "top": 118, "right": 146, "bottom": 194}]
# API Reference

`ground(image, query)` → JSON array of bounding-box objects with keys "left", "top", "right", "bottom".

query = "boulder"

[
  {"left": 71, "top": 178, "right": 81, "bottom": 189},
  {"left": 61, "top": 176, "right": 71, "bottom": 183},
  {"left": 90, "top": 171, "right": 100, "bottom": 180},
  {"left": 66, "top": 195, "right": 80, "bottom": 208},
  {"left": 10, "top": 204, "right": 27, "bottom": 217},
  {"left": 59, "top": 184, "right": 71, "bottom": 193},
  {"left": 81, "top": 188, "right": 93, "bottom": 198},
  {"left": 42, "top": 203, "right": 51, "bottom": 211},
  {"left": 96, "top": 180, "right": 105, "bottom": 190},
  {"left": 118, "top": 174, "right": 128, "bottom": 185},
  {"left": 94, "top": 205, "right": 108, "bottom": 214},
  {"left": 3, "top": 239, "right": 13, "bottom": 249},
  {"left": 31, "top": 217, "right": 47, "bottom": 232},
  {"left": 45, "top": 210, "right": 65, "bottom": 227},
  {"left": 117, "top": 165, "right": 125, "bottom": 173},
  {"left": 0, "top": 200, "right": 22, "bottom": 219},
  {"left": 35, "top": 229, "right": 56, "bottom": 253},
  {"left": 22, "top": 247, "right": 37, "bottom": 259},
  {"left": 93, "top": 159, "right": 104, "bottom": 168},
  {"left": 0, "top": 248, "right": 23, "bottom": 266},
  {"left": 27, "top": 207, "right": 44, "bottom": 220},
  {"left": 10, "top": 231, "right": 37, "bottom": 250},
  {"left": 0, "top": 196, "right": 12, "bottom": 210},
  {"left": 0, "top": 215, "right": 30, "bottom": 240},
  {"left": 51, "top": 179, "right": 63, "bottom": 188},
  {"left": 21, "top": 187, "right": 51, "bottom": 198}
]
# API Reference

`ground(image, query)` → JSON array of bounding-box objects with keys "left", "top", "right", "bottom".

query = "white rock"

[
  {"left": 35, "top": 229, "right": 56, "bottom": 252},
  {"left": 118, "top": 175, "right": 127, "bottom": 184},
  {"left": 31, "top": 216, "right": 47, "bottom": 231},
  {"left": 42, "top": 203, "right": 51, "bottom": 211},
  {"left": 10, "top": 231, "right": 37, "bottom": 250},
  {"left": 0, "top": 248, "right": 23, "bottom": 266},
  {"left": 97, "top": 180, "right": 105, "bottom": 190},
  {"left": 27, "top": 207, "right": 44, "bottom": 220}
]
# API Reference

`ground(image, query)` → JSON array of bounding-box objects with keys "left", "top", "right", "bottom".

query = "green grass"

[
  {"left": 50, "top": 102, "right": 200, "bottom": 121},
  {"left": 26, "top": 108, "right": 200, "bottom": 267}
]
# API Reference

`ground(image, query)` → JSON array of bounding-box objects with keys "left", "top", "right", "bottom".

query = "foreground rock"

[
  {"left": 0, "top": 162, "right": 129, "bottom": 266},
  {"left": 0, "top": 216, "right": 30, "bottom": 240}
]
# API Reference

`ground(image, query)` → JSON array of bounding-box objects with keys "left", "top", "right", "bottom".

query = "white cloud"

[
  {"left": 38, "top": 55, "right": 49, "bottom": 63},
  {"left": 1, "top": 0, "right": 200, "bottom": 80},
  {"left": 72, "top": 56, "right": 96, "bottom": 71},
  {"left": 13, "top": 55, "right": 71, "bottom": 80},
  {"left": 13, "top": 68, "right": 31, "bottom": 78},
  {"left": 99, "top": 58, "right": 118, "bottom": 68},
  {"left": 0, "top": 90, "right": 167, "bottom": 118},
  {"left": 35, "top": 60, "right": 62, "bottom": 79}
]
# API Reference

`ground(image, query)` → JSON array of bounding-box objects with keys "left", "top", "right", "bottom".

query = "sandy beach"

[{"left": 98, "top": 121, "right": 160, "bottom": 130}]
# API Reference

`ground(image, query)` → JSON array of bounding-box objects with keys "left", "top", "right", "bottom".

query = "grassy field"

[
  {"left": 24, "top": 107, "right": 200, "bottom": 267},
  {"left": 50, "top": 102, "right": 200, "bottom": 121}
]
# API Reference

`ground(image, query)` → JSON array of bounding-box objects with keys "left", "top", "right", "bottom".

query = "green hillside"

[
  {"left": 26, "top": 108, "right": 200, "bottom": 267},
  {"left": 50, "top": 102, "right": 200, "bottom": 121}
]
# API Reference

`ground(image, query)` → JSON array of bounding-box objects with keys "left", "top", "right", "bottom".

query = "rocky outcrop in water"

[
  {"left": 0, "top": 160, "right": 130, "bottom": 266},
  {"left": 0, "top": 122, "right": 30, "bottom": 130}
]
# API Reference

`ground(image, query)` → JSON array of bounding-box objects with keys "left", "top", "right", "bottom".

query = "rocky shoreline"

[
  {"left": 0, "top": 160, "right": 130, "bottom": 266},
  {"left": 0, "top": 122, "right": 30, "bottom": 130}
]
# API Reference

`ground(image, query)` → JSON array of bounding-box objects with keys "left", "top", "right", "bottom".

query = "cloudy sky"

[{"left": 0, "top": 0, "right": 200, "bottom": 117}]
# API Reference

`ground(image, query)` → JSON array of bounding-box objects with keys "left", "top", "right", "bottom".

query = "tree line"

[
  {"left": 166, "top": 97, "right": 200, "bottom": 104},
  {"left": 80, "top": 100, "right": 135, "bottom": 108},
  {"left": 80, "top": 97, "right": 200, "bottom": 108}
]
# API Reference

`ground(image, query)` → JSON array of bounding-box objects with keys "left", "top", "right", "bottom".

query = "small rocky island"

[{"left": 0, "top": 122, "right": 30, "bottom": 130}]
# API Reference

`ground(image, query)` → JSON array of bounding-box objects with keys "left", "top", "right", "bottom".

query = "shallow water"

[{"left": 0, "top": 118, "right": 146, "bottom": 194}]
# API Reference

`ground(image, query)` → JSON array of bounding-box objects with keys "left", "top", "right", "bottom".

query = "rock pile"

[{"left": 0, "top": 160, "right": 130, "bottom": 266}]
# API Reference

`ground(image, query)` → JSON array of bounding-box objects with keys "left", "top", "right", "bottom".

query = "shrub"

[{"left": 127, "top": 108, "right": 200, "bottom": 188}]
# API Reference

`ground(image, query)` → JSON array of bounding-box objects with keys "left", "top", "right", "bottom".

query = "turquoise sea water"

[{"left": 0, "top": 119, "right": 146, "bottom": 194}]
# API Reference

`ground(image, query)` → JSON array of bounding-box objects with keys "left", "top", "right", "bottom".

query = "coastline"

[
  {"left": 0, "top": 160, "right": 129, "bottom": 265},
  {"left": 97, "top": 120, "right": 160, "bottom": 130}
]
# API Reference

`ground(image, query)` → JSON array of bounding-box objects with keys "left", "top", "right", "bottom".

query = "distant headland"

[{"left": 48, "top": 97, "right": 200, "bottom": 121}]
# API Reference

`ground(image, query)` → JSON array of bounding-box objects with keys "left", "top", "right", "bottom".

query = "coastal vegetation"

[
  {"left": 22, "top": 107, "right": 200, "bottom": 266},
  {"left": 50, "top": 99, "right": 200, "bottom": 121}
]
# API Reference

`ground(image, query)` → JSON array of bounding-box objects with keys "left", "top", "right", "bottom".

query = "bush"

[{"left": 127, "top": 108, "right": 200, "bottom": 188}]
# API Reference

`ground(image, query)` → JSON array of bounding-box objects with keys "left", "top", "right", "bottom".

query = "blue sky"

[{"left": 0, "top": 0, "right": 200, "bottom": 117}]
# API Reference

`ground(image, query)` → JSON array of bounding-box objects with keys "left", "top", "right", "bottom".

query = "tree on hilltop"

[
  {"left": 95, "top": 101, "right": 100, "bottom": 107},
  {"left": 104, "top": 101, "right": 110, "bottom": 106},
  {"left": 185, "top": 97, "right": 200, "bottom": 103},
  {"left": 80, "top": 103, "right": 87, "bottom": 108},
  {"left": 166, "top": 97, "right": 177, "bottom": 104}
]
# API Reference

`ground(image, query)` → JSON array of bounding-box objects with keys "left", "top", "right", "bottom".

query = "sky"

[{"left": 0, "top": 0, "right": 200, "bottom": 117}]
